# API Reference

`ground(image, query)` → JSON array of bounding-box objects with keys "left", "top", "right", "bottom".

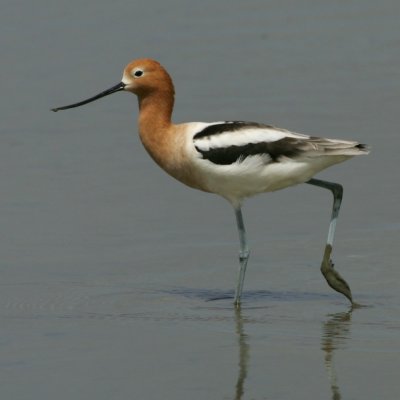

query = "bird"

[{"left": 52, "top": 58, "right": 369, "bottom": 307}]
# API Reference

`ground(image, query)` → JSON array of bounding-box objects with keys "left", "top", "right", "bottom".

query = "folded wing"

[{"left": 193, "top": 121, "right": 369, "bottom": 166}]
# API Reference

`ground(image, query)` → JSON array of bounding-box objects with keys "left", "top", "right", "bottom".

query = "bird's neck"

[
  {"left": 136, "top": 89, "right": 176, "bottom": 167},
  {"left": 138, "top": 89, "right": 174, "bottom": 135}
]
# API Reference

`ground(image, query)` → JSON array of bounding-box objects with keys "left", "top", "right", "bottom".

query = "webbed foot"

[{"left": 320, "top": 245, "right": 353, "bottom": 304}]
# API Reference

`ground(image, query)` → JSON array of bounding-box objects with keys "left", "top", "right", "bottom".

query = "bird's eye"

[{"left": 134, "top": 69, "right": 144, "bottom": 77}]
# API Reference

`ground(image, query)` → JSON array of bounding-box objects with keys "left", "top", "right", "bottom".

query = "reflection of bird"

[
  {"left": 52, "top": 58, "right": 369, "bottom": 306},
  {"left": 234, "top": 308, "right": 249, "bottom": 400},
  {"left": 322, "top": 311, "right": 353, "bottom": 400}
]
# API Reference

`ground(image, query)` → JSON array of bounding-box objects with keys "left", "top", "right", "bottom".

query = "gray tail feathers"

[{"left": 308, "top": 138, "right": 370, "bottom": 156}]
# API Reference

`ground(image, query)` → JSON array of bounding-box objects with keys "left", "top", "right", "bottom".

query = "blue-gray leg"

[
  {"left": 307, "top": 178, "right": 353, "bottom": 304},
  {"left": 234, "top": 207, "right": 250, "bottom": 307}
]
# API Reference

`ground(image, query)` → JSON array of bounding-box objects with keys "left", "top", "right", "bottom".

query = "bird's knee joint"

[
  {"left": 332, "top": 184, "right": 343, "bottom": 199},
  {"left": 239, "top": 250, "right": 250, "bottom": 261}
]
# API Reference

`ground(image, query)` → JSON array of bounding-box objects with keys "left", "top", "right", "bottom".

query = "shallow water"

[{"left": 1, "top": 1, "right": 400, "bottom": 399}]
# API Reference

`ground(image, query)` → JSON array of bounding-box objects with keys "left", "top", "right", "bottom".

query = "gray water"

[{"left": 1, "top": 1, "right": 399, "bottom": 399}]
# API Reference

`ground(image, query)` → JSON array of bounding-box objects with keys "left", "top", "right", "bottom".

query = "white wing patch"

[
  {"left": 193, "top": 124, "right": 310, "bottom": 152},
  {"left": 195, "top": 128, "right": 280, "bottom": 151}
]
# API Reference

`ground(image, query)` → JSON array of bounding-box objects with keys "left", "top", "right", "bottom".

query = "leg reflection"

[
  {"left": 234, "top": 306, "right": 250, "bottom": 400},
  {"left": 321, "top": 308, "right": 353, "bottom": 400}
]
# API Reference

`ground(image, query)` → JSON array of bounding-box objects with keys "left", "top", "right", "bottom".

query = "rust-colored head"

[
  {"left": 51, "top": 58, "right": 174, "bottom": 112},
  {"left": 122, "top": 58, "right": 175, "bottom": 97}
]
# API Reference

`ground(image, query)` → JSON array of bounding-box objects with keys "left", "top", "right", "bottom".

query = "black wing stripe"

[
  {"left": 196, "top": 138, "right": 305, "bottom": 165},
  {"left": 193, "top": 121, "right": 278, "bottom": 140}
]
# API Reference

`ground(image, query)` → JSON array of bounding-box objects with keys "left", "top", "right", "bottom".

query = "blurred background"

[{"left": 1, "top": 1, "right": 399, "bottom": 399}]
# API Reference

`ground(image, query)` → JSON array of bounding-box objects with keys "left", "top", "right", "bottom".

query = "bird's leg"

[
  {"left": 233, "top": 206, "right": 250, "bottom": 307},
  {"left": 307, "top": 178, "right": 353, "bottom": 304}
]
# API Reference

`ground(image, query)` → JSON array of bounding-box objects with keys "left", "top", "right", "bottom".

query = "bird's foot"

[{"left": 320, "top": 245, "right": 353, "bottom": 304}]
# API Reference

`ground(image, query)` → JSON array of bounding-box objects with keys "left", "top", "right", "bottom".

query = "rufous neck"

[{"left": 138, "top": 89, "right": 174, "bottom": 132}]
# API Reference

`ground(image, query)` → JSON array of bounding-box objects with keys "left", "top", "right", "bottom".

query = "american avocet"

[{"left": 52, "top": 58, "right": 369, "bottom": 306}]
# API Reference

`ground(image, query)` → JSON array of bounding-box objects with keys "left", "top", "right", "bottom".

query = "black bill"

[{"left": 51, "top": 82, "right": 126, "bottom": 112}]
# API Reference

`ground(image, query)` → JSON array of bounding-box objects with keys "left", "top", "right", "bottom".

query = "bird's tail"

[{"left": 309, "top": 138, "right": 370, "bottom": 156}]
